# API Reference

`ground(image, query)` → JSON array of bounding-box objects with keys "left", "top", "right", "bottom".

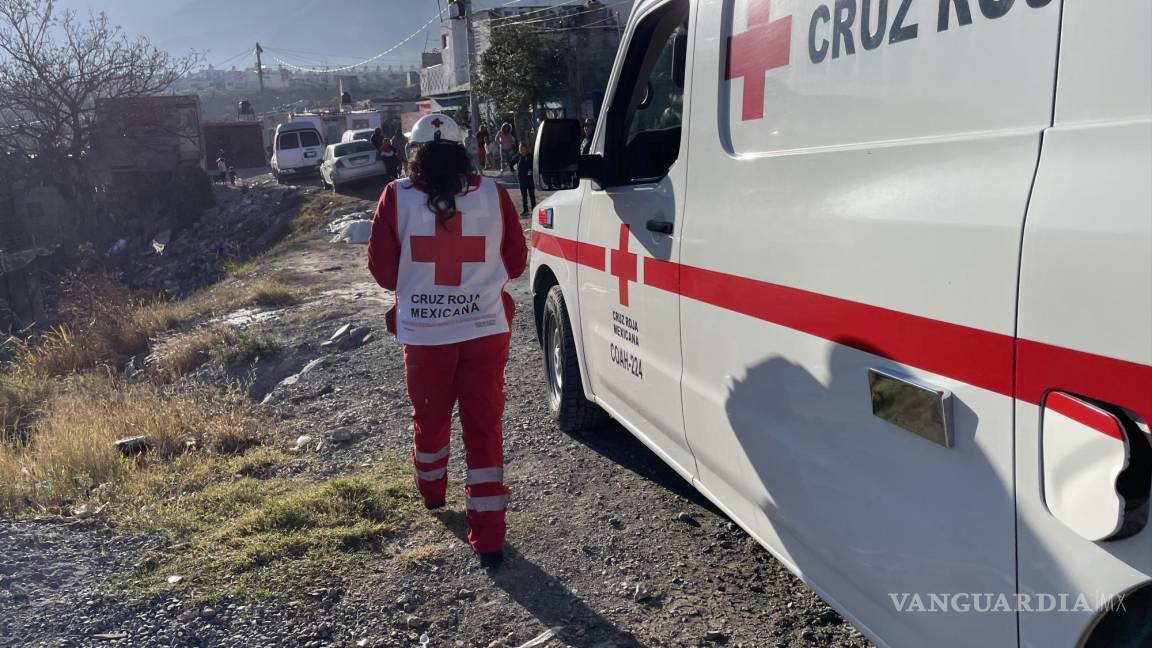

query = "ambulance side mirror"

[{"left": 536, "top": 118, "right": 582, "bottom": 190}]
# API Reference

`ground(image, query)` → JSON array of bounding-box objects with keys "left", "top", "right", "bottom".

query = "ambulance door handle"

[{"left": 646, "top": 219, "right": 673, "bottom": 235}]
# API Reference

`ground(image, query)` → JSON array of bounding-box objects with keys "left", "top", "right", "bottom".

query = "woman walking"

[
  {"left": 367, "top": 113, "right": 527, "bottom": 568},
  {"left": 496, "top": 122, "right": 518, "bottom": 173}
]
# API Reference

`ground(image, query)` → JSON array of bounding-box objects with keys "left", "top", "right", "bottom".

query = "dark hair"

[{"left": 409, "top": 141, "right": 473, "bottom": 226}]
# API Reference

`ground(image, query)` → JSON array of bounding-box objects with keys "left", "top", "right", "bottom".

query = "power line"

[
  {"left": 487, "top": 0, "right": 584, "bottom": 23},
  {"left": 265, "top": 12, "right": 445, "bottom": 73},
  {"left": 530, "top": 16, "right": 614, "bottom": 32},
  {"left": 209, "top": 47, "right": 255, "bottom": 68},
  {"left": 487, "top": 1, "right": 627, "bottom": 28}
]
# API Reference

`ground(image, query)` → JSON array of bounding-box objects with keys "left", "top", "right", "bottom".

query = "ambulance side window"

[{"left": 605, "top": 1, "right": 688, "bottom": 185}]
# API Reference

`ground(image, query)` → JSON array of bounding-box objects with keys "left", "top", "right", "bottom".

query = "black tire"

[{"left": 542, "top": 285, "right": 609, "bottom": 432}]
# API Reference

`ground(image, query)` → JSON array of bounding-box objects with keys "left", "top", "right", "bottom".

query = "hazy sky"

[{"left": 52, "top": 0, "right": 604, "bottom": 70}]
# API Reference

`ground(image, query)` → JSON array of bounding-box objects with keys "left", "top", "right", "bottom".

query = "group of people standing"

[
  {"left": 369, "top": 116, "right": 596, "bottom": 217},
  {"left": 370, "top": 127, "right": 408, "bottom": 181}
]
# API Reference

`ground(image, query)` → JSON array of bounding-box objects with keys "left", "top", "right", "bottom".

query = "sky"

[{"left": 52, "top": 0, "right": 612, "bottom": 71}]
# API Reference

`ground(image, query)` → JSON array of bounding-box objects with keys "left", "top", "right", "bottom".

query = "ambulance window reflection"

[{"left": 622, "top": 22, "right": 686, "bottom": 182}]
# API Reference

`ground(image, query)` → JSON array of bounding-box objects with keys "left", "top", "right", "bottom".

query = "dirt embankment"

[{"left": 1, "top": 176, "right": 871, "bottom": 648}]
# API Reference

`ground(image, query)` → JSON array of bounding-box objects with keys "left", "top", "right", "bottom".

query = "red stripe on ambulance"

[{"left": 533, "top": 233, "right": 1152, "bottom": 424}]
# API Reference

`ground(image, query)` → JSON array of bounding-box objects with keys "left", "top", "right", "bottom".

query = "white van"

[
  {"left": 530, "top": 1, "right": 1152, "bottom": 646},
  {"left": 340, "top": 128, "right": 376, "bottom": 144},
  {"left": 271, "top": 122, "right": 325, "bottom": 180}
]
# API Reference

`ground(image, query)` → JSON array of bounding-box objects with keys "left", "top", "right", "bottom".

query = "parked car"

[
  {"left": 340, "top": 128, "right": 376, "bottom": 143},
  {"left": 530, "top": 0, "right": 1152, "bottom": 647},
  {"left": 270, "top": 122, "right": 325, "bottom": 181},
  {"left": 319, "top": 140, "right": 388, "bottom": 190}
]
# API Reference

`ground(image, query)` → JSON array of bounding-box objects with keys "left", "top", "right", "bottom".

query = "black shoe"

[
  {"left": 478, "top": 550, "right": 504, "bottom": 570},
  {"left": 424, "top": 500, "right": 446, "bottom": 510}
]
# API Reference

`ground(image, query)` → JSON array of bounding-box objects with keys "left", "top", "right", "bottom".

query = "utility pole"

[
  {"left": 464, "top": 0, "right": 480, "bottom": 130},
  {"left": 255, "top": 43, "right": 265, "bottom": 94},
  {"left": 449, "top": 0, "right": 480, "bottom": 129}
]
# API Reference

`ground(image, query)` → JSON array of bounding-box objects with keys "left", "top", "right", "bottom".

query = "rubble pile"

[
  {"left": 327, "top": 208, "right": 374, "bottom": 245},
  {"left": 115, "top": 179, "right": 311, "bottom": 297}
]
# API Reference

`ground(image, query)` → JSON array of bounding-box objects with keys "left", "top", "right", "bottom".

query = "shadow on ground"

[{"left": 434, "top": 510, "right": 647, "bottom": 648}]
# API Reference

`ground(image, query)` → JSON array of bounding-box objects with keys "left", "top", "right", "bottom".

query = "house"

[{"left": 419, "top": 1, "right": 628, "bottom": 122}]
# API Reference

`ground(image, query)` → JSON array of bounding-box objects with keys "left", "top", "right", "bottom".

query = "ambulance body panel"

[
  {"left": 1014, "top": 2, "right": 1152, "bottom": 645},
  {"left": 528, "top": 0, "right": 1152, "bottom": 645}
]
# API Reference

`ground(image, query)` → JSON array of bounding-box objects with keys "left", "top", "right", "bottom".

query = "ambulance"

[{"left": 528, "top": 0, "right": 1151, "bottom": 646}]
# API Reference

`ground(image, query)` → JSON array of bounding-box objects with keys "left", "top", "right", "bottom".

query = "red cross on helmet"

[{"left": 411, "top": 113, "right": 462, "bottom": 145}]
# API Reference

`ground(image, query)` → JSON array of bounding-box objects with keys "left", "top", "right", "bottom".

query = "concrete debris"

[
  {"left": 121, "top": 184, "right": 303, "bottom": 298},
  {"left": 322, "top": 323, "right": 373, "bottom": 351},
  {"left": 330, "top": 220, "right": 372, "bottom": 244}
]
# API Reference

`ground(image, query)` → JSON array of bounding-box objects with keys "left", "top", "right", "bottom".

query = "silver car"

[{"left": 319, "top": 141, "right": 387, "bottom": 190}]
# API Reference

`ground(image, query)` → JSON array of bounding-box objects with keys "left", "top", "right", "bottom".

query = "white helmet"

[{"left": 410, "top": 113, "right": 462, "bottom": 145}]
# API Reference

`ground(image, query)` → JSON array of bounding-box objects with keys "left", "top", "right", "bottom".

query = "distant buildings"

[{"left": 420, "top": 1, "right": 626, "bottom": 122}]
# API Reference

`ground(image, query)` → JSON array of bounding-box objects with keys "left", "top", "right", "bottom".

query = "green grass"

[
  {"left": 118, "top": 459, "right": 422, "bottom": 601},
  {"left": 209, "top": 329, "right": 281, "bottom": 366}
]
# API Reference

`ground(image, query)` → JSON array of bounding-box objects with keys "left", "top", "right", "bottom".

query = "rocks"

[
  {"left": 262, "top": 358, "right": 327, "bottom": 405},
  {"left": 705, "top": 629, "right": 729, "bottom": 644},
  {"left": 113, "top": 436, "right": 150, "bottom": 457},
  {"left": 166, "top": 575, "right": 183, "bottom": 584},
  {"left": 321, "top": 323, "right": 373, "bottom": 351},
  {"left": 329, "top": 426, "right": 357, "bottom": 443},
  {"left": 675, "top": 511, "right": 701, "bottom": 527}
]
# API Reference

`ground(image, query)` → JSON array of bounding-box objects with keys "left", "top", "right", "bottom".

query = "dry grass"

[
  {"left": 394, "top": 543, "right": 450, "bottom": 566},
  {"left": 281, "top": 306, "right": 346, "bottom": 327},
  {"left": 149, "top": 325, "right": 281, "bottom": 383},
  {"left": 289, "top": 193, "right": 358, "bottom": 241},
  {"left": 0, "top": 376, "right": 269, "bottom": 515}
]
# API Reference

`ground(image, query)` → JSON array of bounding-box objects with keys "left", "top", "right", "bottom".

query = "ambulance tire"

[{"left": 543, "top": 286, "right": 609, "bottom": 432}]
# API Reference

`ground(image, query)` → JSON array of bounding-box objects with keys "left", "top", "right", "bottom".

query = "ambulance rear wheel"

[{"left": 543, "top": 286, "right": 608, "bottom": 432}]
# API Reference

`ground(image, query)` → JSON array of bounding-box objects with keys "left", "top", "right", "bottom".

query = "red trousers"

[{"left": 404, "top": 332, "right": 510, "bottom": 553}]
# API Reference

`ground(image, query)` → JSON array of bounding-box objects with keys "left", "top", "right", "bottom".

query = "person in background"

[
  {"left": 580, "top": 117, "right": 596, "bottom": 155},
  {"left": 371, "top": 127, "right": 385, "bottom": 159},
  {"left": 215, "top": 149, "right": 234, "bottom": 186},
  {"left": 511, "top": 143, "right": 535, "bottom": 215},
  {"left": 464, "top": 129, "right": 480, "bottom": 172},
  {"left": 476, "top": 124, "right": 490, "bottom": 170},
  {"left": 367, "top": 113, "right": 527, "bottom": 570},
  {"left": 391, "top": 128, "right": 409, "bottom": 175},
  {"left": 379, "top": 139, "right": 400, "bottom": 180},
  {"left": 496, "top": 123, "right": 517, "bottom": 173}
]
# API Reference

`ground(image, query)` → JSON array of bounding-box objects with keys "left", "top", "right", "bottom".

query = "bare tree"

[{"left": 0, "top": 0, "right": 200, "bottom": 207}]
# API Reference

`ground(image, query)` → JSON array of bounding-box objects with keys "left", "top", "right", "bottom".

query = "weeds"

[
  {"left": 120, "top": 466, "right": 419, "bottom": 601},
  {"left": 0, "top": 376, "right": 268, "bottom": 515}
]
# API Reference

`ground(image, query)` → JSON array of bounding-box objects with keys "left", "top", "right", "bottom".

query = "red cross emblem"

[
  {"left": 431, "top": 117, "right": 444, "bottom": 128},
  {"left": 725, "top": 0, "right": 792, "bottom": 121},
  {"left": 410, "top": 214, "right": 486, "bottom": 286},
  {"left": 609, "top": 224, "right": 638, "bottom": 307}
]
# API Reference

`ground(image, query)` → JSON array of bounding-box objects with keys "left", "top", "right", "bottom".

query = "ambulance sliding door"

[{"left": 678, "top": 0, "right": 1060, "bottom": 645}]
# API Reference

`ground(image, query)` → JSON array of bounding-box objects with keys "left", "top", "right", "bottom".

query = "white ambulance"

[{"left": 529, "top": 0, "right": 1151, "bottom": 646}]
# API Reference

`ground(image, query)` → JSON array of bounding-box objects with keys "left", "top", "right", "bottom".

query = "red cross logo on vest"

[
  {"left": 725, "top": 0, "right": 792, "bottom": 121},
  {"left": 431, "top": 117, "right": 444, "bottom": 128},
  {"left": 609, "top": 224, "right": 637, "bottom": 307},
  {"left": 410, "top": 214, "right": 486, "bottom": 286}
]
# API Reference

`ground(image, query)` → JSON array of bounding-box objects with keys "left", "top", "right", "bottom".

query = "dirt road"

[{"left": 2, "top": 177, "right": 872, "bottom": 648}]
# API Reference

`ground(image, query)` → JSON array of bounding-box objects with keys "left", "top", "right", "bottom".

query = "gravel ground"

[{"left": 1, "top": 176, "right": 873, "bottom": 648}]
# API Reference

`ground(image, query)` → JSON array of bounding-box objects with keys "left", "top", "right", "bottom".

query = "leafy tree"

[
  {"left": 0, "top": 0, "right": 199, "bottom": 210},
  {"left": 474, "top": 24, "right": 569, "bottom": 123}
]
